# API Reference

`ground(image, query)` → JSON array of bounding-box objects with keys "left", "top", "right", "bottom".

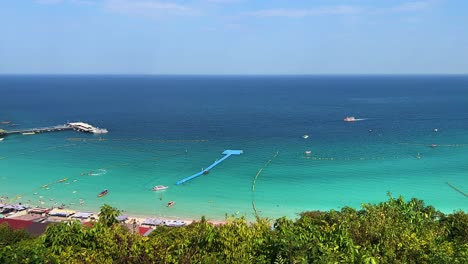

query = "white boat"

[
  {"left": 22, "top": 132, "right": 35, "bottom": 135},
  {"left": 343, "top": 116, "right": 356, "bottom": 122},
  {"left": 0, "top": 138, "right": 4, "bottom": 141},
  {"left": 302, "top": 134, "right": 309, "bottom": 139},
  {"left": 152, "top": 185, "right": 169, "bottom": 191},
  {"left": 91, "top": 128, "right": 108, "bottom": 134}
]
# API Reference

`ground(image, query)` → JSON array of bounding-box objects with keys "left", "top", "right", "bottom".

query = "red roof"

[
  {"left": 138, "top": 226, "right": 152, "bottom": 236},
  {"left": 0, "top": 218, "right": 34, "bottom": 230}
]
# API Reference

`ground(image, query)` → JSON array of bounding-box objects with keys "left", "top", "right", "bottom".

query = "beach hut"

[
  {"left": 142, "top": 218, "right": 163, "bottom": 226},
  {"left": 29, "top": 208, "right": 50, "bottom": 215},
  {"left": 164, "top": 220, "right": 186, "bottom": 227},
  {"left": 71, "top": 212, "right": 94, "bottom": 219},
  {"left": 48, "top": 209, "right": 76, "bottom": 217},
  {"left": 116, "top": 215, "right": 129, "bottom": 222}
]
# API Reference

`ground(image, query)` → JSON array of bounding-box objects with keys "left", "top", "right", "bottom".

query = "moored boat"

[
  {"left": 98, "top": 189, "right": 108, "bottom": 197},
  {"left": 152, "top": 185, "right": 168, "bottom": 191}
]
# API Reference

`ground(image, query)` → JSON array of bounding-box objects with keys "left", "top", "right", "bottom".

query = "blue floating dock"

[{"left": 176, "top": 150, "right": 243, "bottom": 185}]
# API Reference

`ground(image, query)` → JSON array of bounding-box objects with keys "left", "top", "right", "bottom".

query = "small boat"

[
  {"left": 305, "top": 150, "right": 312, "bottom": 155},
  {"left": 430, "top": 144, "right": 438, "bottom": 148},
  {"left": 203, "top": 170, "right": 209, "bottom": 175},
  {"left": 167, "top": 201, "right": 175, "bottom": 207},
  {"left": 22, "top": 132, "right": 35, "bottom": 135},
  {"left": 57, "top": 178, "right": 68, "bottom": 183},
  {"left": 98, "top": 189, "right": 108, "bottom": 197},
  {"left": 343, "top": 116, "right": 356, "bottom": 122},
  {"left": 152, "top": 185, "right": 168, "bottom": 191},
  {"left": 0, "top": 138, "right": 4, "bottom": 141},
  {"left": 302, "top": 134, "right": 309, "bottom": 139},
  {"left": 433, "top": 128, "right": 439, "bottom": 133},
  {"left": 1, "top": 121, "right": 11, "bottom": 124}
]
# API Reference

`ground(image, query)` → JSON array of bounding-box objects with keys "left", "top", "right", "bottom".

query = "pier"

[
  {"left": 0, "top": 122, "right": 108, "bottom": 137},
  {"left": 176, "top": 150, "right": 243, "bottom": 185}
]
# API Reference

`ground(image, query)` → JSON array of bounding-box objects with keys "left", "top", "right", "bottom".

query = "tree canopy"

[{"left": 0, "top": 196, "right": 467, "bottom": 263}]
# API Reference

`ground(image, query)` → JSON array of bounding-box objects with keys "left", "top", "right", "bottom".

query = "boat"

[
  {"left": 57, "top": 178, "right": 68, "bottom": 183},
  {"left": 167, "top": 201, "right": 175, "bottom": 207},
  {"left": 203, "top": 170, "right": 209, "bottom": 175},
  {"left": 304, "top": 150, "right": 311, "bottom": 155},
  {"left": 22, "top": 132, "right": 35, "bottom": 135},
  {"left": 0, "top": 138, "right": 4, "bottom": 141},
  {"left": 152, "top": 185, "right": 168, "bottom": 191},
  {"left": 1, "top": 121, "right": 11, "bottom": 124},
  {"left": 98, "top": 189, "right": 108, "bottom": 197},
  {"left": 302, "top": 134, "right": 309, "bottom": 139},
  {"left": 343, "top": 116, "right": 356, "bottom": 122}
]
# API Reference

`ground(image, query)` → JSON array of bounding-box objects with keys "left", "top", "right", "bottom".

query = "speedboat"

[
  {"left": 152, "top": 185, "right": 168, "bottom": 191},
  {"left": 0, "top": 138, "right": 4, "bottom": 141},
  {"left": 304, "top": 150, "right": 312, "bottom": 155},
  {"left": 302, "top": 134, "right": 309, "bottom": 139},
  {"left": 98, "top": 189, "right": 108, "bottom": 197},
  {"left": 343, "top": 116, "right": 356, "bottom": 122}
]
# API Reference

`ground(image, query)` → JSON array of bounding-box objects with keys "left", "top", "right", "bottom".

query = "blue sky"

[{"left": 0, "top": 0, "right": 467, "bottom": 74}]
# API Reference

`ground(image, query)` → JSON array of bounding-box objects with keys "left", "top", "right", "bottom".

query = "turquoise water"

[{"left": 0, "top": 75, "right": 467, "bottom": 220}]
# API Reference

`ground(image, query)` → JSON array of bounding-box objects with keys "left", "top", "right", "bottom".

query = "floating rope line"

[
  {"left": 447, "top": 182, "right": 468, "bottom": 197},
  {"left": 6, "top": 148, "right": 187, "bottom": 204},
  {"left": 0, "top": 143, "right": 78, "bottom": 160},
  {"left": 252, "top": 151, "right": 279, "bottom": 219},
  {"left": 67, "top": 137, "right": 209, "bottom": 143},
  {"left": 399, "top": 143, "right": 468, "bottom": 147},
  {"left": 304, "top": 156, "right": 404, "bottom": 161}
]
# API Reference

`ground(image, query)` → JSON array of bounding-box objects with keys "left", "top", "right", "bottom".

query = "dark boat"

[
  {"left": 167, "top": 201, "right": 175, "bottom": 207},
  {"left": 203, "top": 170, "right": 209, "bottom": 175},
  {"left": 98, "top": 189, "right": 108, "bottom": 197}
]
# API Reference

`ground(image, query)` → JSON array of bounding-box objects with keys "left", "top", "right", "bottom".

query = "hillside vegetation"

[{"left": 1, "top": 195, "right": 467, "bottom": 263}]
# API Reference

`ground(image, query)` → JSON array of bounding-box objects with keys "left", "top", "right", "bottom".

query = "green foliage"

[
  {"left": 1, "top": 197, "right": 466, "bottom": 263},
  {"left": 98, "top": 204, "right": 121, "bottom": 227},
  {"left": 0, "top": 222, "right": 32, "bottom": 246}
]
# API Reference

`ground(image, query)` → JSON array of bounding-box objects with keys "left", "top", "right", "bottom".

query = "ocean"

[{"left": 0, "top": 75, "right": 467, "bottom": 220}]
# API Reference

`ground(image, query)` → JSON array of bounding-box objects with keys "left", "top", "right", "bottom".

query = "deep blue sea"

[{"left": 0, "top": 75, "right": 467, "bottom": 220}]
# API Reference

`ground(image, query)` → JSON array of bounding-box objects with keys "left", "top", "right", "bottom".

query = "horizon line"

[{"left": 1, "top": 73, "right": 467, "bottom": 77}]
